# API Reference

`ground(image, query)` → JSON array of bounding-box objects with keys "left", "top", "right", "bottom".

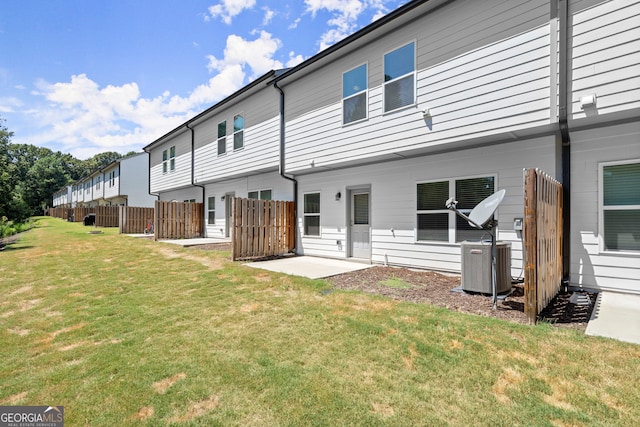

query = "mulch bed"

[
  {"left": 327, "top": 266, "right": 597, "bottom": 332},
  {"left": 188, "top": 242, "right": 597, "bottom": 332}
]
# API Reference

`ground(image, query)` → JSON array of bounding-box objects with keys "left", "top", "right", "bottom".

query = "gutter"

[
  {"left": 144, "top": 150, "right": 160, "bottom": 201},
  {"left": 273, "top": 80, "right": 298, "bottom": 253},
  {"left": 186, "top": 123, "right": 206, "bottom": 237},
  {"left": 559, "top": 0, "right": 571, "bottom": 287}
]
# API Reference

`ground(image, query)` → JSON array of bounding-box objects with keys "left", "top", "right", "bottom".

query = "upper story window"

[
  {"left": 163, "top": 146, "right": 176, "bottom": 173},
  {"left": 233, "top": 114, "right": 244, "bottom": 150},
  {"left": 248, "top": 189, "right": 272, "bottom": 200},
  {"left": 601, "top": 161, "right": 640, "bottom": 252},
  {"left": 218, "top": 121, "right": 227, "bottom": 155},
  {"left": 96, "top": 177, "right": 101, "bottom": 190},
  {"left": 343, "top": 63, "right": 368, "bottom": 125},
  {"left": 384, "top": 41, "right": 415, "bottom": 113},
  {"left": 417, "top": 175, "right": 495, "bottom": 243}
]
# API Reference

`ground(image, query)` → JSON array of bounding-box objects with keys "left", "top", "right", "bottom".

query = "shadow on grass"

[{"left": 0, "top": 245, "right": 35, "bottom": 252}]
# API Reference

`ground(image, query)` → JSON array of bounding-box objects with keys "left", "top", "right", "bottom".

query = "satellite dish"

[{"left": 468, "top": 189, "right": 505, "bottom": 229}]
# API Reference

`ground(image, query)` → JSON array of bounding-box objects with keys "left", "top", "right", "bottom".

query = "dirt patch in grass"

[
  {"left": 152, "top": 372, "right": 186, "bottom": 394},
  {"left": 170, "top": 395, "right": 220, "bottom": 422},
  {"left": 328, "top": 266, "right": 597, "bottom": 331}
]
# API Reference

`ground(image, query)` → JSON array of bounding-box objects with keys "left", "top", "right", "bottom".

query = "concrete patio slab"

[
  {"left": 586, "top": 291, "right": 640, "bottom": 345},
  {"left": 246, "top": 256, "right": 374, "bottom": 279}
]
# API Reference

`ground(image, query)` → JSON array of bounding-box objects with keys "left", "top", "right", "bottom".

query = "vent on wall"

[{"left": 461, "top": 241, "right": 512, "bottom": 294}]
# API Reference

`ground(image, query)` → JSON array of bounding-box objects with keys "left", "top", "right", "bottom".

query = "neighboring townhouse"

[
  {"left": 268, "top": 0, "right": 640, "bottom": 294},
  {"left": 51, "top": 153, "right": 155, "bottom": 208},
  {"left": 143, "top": 70, "right": 295, "bottom": 239}
]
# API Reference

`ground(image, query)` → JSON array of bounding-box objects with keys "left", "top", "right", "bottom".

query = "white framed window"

[
  {"left": 183, "top": 199, "right": 196, "bottom": 203},
  {"left": 233, "top": 114, "right": 244, "bottom": 150},
  {"left": 217, "top": 121, "right": 226, "bottom": 155},
  {"left": 417, "top": 175, "right": 495, "bottom": 243},
  {"left": 600, "top": 160, "right": 640, "bottom": 252},
  {"left": 248, "top": 189, "right": 272, "bottom": 200},
  {"left": 208, "top": 196, "right": 215, "bottom": 224},
  {"left": 303, "top": 192, "right": 320, "bottom": 236},
  {"left": 383, "top": 41, "right": 416, "bottom": 113},
  {"left": 162, "top": 149, "right": 168, "bottom": 173},
  {"left": 169, "top": 146, "right": 176, "bottom": 171},
  {"left": 343, "top": 63, "right": 368, "bottom": 125}
]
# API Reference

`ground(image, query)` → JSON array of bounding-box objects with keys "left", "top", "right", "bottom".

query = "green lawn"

[{"left": 1, "top": 218, "right": 639, "bottom": 426}]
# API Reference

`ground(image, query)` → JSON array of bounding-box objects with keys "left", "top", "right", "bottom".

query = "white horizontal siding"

[
  {"left": 283, "top": 0, "right": 552, "bottom": 173},
  {"left": 296, "top": 135, "right": 556, "bottom": 276},
  {"left": 570, "top": 121, "right": 640, "bottom": 293},
  {"left": 570, "top": 0, "right": 640, "bottom": 121},
  {"left": 149, "top": 131, "right": 192, "bottom": 194}
]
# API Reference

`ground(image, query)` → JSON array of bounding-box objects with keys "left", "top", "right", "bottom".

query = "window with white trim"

[
  {"left": 303, "top": 192, "right": 320, "bottom": 236},
  {"left": 169, "top": 146, "right": 176, "bottom": 171},
  {"left": 343, "top": 63, "right": 367, "bottom": 124},
  {"left": 217, "top": 121, "right": 226, "bottom": 155},
  {"left": 233, "top": 114, "right": 244, "bottom": 150},
  {"left": 162, "top": 149, "right": 168, "bottom": 173},
  {"left": 208, "top": 196, "right": 216, "bottom": 225},
  {"left": 601, "top": 161, "right": 640, "bottom": 251},
  {"left": 248, "top": 189, "right": 272, "bottom": 200},
  {"left": 417, "top": 176, "right": 495, "bottom": 243},
  {"left": 384, "top": 42, "right": 415, "bottom": 113}
]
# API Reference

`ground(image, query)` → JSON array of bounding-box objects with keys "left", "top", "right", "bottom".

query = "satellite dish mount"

[{"left": 446, "top": 189, "right": 506, "bottom": 309}]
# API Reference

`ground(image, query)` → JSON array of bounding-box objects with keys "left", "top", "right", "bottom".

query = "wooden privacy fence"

[
  {"left": 69, "top": 207, "right": 94, "bottom": 222},
  {"left": 47, "top": 207, "right": 69, "bottom": 220},
  {"left": 119, "top": 206, "right": 155, "bottom": 234},
  {"left": 95, "top": 206, "right": 119, "bottom": 227},
  {"left": 524, "top": 168, "right": 563, "bottom": 324},
  {"left": 154, "top": 200, "right": 203, "bottom": 240},
  {"left": 232, "top": 197, "right": 295, "bottom": 260}
]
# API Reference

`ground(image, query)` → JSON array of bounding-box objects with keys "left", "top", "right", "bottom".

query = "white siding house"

[
  {"left": 144, "top": 70, "right": 295, "bottom": 239},
  {"left": 100, "top": 153, "right": 155, "bottom": 207},
  {"left": 269, "top": 0, "right": 640, "bottom": 294}
]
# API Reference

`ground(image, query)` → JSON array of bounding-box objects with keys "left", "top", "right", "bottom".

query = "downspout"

[
  {"left": 559, "top": 0, "right": 571, "bottom": 287},
  {"left": 273, "top": 80, "right": 298, "bottom": 253},
  {"left": 186, "top": 123, "right": 206, "bottom": 237},
  {"left": 144, "top": 150, "right": 160, "bottom": 200}
]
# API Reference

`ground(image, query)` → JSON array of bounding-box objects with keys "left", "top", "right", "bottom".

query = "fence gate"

[
  {"left": 119, "top": 206, "right": 155, "bottom": 234},
  {"left": 524, "top": 168, "right": 564, "bottom": 324},
  {"left": 232, "top": 197, "right": 295, "bottom": 260},
  {"left": 154, "top": 201, "right": 204, "bottom": 240}
]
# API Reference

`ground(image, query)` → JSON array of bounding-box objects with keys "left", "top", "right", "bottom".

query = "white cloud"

[
  {"left": 19, "top": 30, "right": 289, "bottom": 159},
  {"left": 305, "top": 0, "right": 394, "bottom": 50},
  {"left": 207, "top": 0, "right": 256, "bottom": 25},
  {"left": 0, "top": 97, "right": 23, "bottom": 113},
  {"left": 262, "top": 7, "right": 275, "bottom": 26}
]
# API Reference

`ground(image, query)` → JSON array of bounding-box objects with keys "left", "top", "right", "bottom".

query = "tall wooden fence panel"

[
  {"left": 95, "top": 206, "right": 119, "bottom": 227},
  {"left": 154, "top": 201, "right": 203, "bottom": 240},
  {"left": 119, "top": 206, "right": 155, "bottom": 234},
  {"left": 47, "top": 207, "right": 69, "bottom": 220},
  {"left": 524, "top": 168, "right": 563, "bottom": 324},
  {"left": 70, "top": 207, "right": 94, "bottom": 222},
  {"left": 232, "top": 197, "right": 295, "bottom": 260}
]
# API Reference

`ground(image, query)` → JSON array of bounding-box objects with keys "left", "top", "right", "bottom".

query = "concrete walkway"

[
  {"left": 246, "top": 256, "right": 374, "bottom": 279},
  {"left": 586, "top": 292, "right": 640, "bottom": 345}
]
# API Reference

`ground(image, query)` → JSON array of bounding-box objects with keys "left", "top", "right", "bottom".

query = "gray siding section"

[
  {"left": 297, "top": 136, "right": 557, "bottom": 275},
  {"left": 283, "top": 0, "right": 552, "bottom": 173},
  {"left": 570, "top": 0, "right": 640, "bottom": 122},
  {"left": 570, "top": 121, "right": 640, "bottom": 294}
]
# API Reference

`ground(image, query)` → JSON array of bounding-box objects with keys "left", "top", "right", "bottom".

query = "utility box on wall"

[{"left": 460, "top": 241, "right": 512, "bottom": 294}]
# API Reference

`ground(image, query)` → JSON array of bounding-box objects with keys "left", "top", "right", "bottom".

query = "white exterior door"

[
  {"left": 225, "top": 192, "right": 235, "bottom": 238},
  {"left": 349, "top": 190, "right": 371, "bottom": 259}
]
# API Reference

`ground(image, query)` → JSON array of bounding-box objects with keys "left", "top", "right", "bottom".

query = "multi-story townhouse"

[
  {"left": 268, "top": 0, "right": 639, "bottom": 294},
  {"left": 143, "top": 70, "right": 295, "bottom": 239},
  {"left": 51, "top": 153, "right": 155, "bottom": 209}
]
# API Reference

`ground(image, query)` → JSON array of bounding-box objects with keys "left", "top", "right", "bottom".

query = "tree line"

[{"left": 1, "top": 117, "right": 134, "bottom": 222}]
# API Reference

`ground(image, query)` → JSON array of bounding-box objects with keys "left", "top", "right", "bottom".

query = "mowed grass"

[{"left": 1, "top": 218, "right": 639, "bottom": 426}]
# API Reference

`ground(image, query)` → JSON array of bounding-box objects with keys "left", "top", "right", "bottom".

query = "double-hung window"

[
  {"left": 343, "top": 63, "right": 368, "bottom": 124},
  {"left": 601, "top": 161, "right": 640, "bottom": 251},
  {"left": 217, "top": 121, "right": 226, "bottom": 155},
  {"left": 417, "top": 176, "right": 495, "bottom": 243},
  {"left": 208, "top": 196, "right": 216, "bottom": 225},
  {"left": 303, "top": 192, "right": 320, "bottom": 236},
  {"left": 169, "top": 146, "right": 176, "bottom": 171},
  {"left": 233, "top": 114, "right": 244, "bottom": 150},
  {"left": 248, "top": 189, "right": 272, "bottom": 200},
  {"left": 162, "top": 150, "right": 168, "bottom": 173},
  {"left": 384, "top": 42, "right": 416, "bottom": 113}
]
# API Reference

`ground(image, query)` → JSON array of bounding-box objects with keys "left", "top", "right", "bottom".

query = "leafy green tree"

[
  {"left": 0, "top": 118, "right": 16, "bottom": 219},
  {"left": 22, "top": 155, "right": 72, "bottom": 214}
]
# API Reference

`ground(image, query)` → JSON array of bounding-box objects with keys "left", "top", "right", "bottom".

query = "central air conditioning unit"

[{"left": 460, "top": 241, "right": 512, "bottom": 294}]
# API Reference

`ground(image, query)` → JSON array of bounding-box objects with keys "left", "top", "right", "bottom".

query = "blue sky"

[{"left": 0, "top": 0, "right": 409, "bottom": 159}]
